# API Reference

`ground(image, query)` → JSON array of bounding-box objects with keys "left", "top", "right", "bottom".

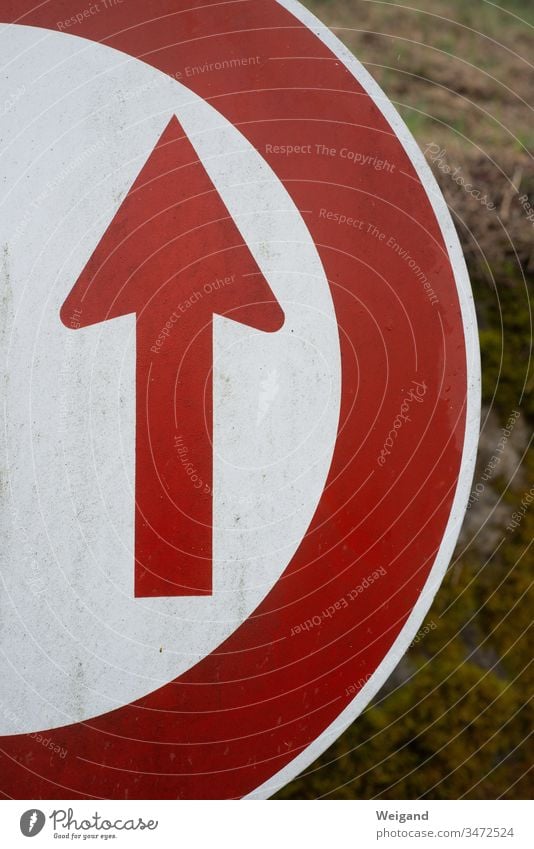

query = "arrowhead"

[{"left": 60, "top": 114, "right": 284, "bottom": 334}]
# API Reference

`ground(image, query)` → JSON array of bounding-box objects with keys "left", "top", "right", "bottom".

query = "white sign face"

[{"left": 0, "top": 25, "right": 341, "bottom": 732}]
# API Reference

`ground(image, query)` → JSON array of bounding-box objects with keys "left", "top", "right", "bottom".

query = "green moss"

[{"left": 478, "top": 281, "right": 533, "bottom": 421}]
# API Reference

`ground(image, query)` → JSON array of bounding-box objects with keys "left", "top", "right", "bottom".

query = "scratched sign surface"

[{"left": 0, "top": 0, "right": 478, "bottom": 799}]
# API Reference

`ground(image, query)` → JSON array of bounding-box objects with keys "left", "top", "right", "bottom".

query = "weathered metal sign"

[{"left": 0, "top": 0, "right": 479, "bottom": 798}]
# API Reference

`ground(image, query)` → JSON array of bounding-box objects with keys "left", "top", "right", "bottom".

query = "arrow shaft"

[{"left": 135, "top": 312, "right": 213, "bottom": 596}]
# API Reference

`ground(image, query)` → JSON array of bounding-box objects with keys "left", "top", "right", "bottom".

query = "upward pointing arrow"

[{"left": 60, "top": 115, "right": 284, "bottom": 597}]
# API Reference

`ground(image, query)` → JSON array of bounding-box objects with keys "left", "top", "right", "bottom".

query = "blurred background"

[{"left": 278, "top": 0, "right": 533, "bottom": 800}]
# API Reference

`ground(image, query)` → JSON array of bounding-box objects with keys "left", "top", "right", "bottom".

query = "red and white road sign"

[{"left": 0, "top": 0, "right": 479, "bottom": 799}]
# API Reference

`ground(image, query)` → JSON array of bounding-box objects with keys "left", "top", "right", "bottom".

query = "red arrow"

[{"left": 60, "top": 116, "right": 284, "bottom": 597}]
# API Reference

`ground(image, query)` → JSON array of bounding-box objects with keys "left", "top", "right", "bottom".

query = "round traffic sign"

[{"left": 0, "top": 0, "right": 479, "bottom": 799}]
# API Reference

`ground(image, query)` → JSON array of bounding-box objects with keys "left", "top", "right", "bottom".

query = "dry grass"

[{"left": 304, "top": 0, "right": 534, "bottom": 272}]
